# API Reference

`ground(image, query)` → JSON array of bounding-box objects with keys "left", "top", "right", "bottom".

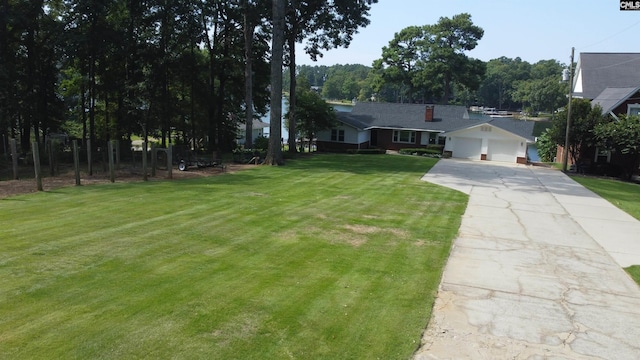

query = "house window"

[
  {"left": 628, "top": 104, "right": 640, "bottom": 116},
  {"left": 393, "top": 130, "right": 416, "bottom": 144},
  {"left": 331, "top": 129, "right": 345, "bottom": 142},
  {"left": 594, "top": 147, "right": 611, "bottom": 163}
]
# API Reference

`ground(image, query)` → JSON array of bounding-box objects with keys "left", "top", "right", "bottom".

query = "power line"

[{"left": 578, "top": 19, "right": 640, "bottom": 51}]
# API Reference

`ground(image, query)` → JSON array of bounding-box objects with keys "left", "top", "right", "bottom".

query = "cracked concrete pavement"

[{"left": 415, "top": 159, "right": 640, "bottom": 359}]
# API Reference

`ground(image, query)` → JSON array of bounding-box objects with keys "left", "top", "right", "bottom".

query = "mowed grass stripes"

[{"left": 0, "top": 154, "right": 467, "bottom": 360}]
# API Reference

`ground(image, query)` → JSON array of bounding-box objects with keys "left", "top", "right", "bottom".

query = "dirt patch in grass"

[
  {"left": 336, "top": 224, "right": 410, "bottom": 247},
  {"left": 343, "top": 224, "right": 380, "bottom": 234},
  {"left": 0, "top": 163, "right": 255, "bottom": 200}
]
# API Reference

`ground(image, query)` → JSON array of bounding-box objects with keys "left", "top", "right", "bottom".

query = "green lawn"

[
  {"left": 571, "top": 175, "right": 640, "bottom": 285},
  {"left": 571, "top": 176, "right": 640, "bottom": 221},
  {"left": 0, "top": 154, "right": 467, "bottom": 360}
]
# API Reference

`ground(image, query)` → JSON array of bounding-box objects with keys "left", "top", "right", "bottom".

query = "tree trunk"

[
  {"left": 215, "top": 23, "right": 231, "bottom": 151},
  {"left": 243, "top": 2, "right": 254, "bottom": 149},
  {"left": 263, "top": 0, "right": 285, "bottom": 165},
  {"left": 89, "top": 55, "right": 96, "bottom": 155},
  {"left": 287, "top": 2, "right": 297, "bottom": 153},
  {"left": 203, "top": 12, "right": 220, "bottom": 152},
  {"left": 80, "top": 71, "right": 87, "bottom": 146},
  {"left": 441, "top": 73, "right": 451, "bottom": 105}
]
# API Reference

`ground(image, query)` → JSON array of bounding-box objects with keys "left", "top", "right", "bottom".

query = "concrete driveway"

[{"left": 415, "top": 159, "right": 640, "bottom": 359}]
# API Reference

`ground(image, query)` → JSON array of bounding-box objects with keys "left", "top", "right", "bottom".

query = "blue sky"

[{"left": 295, "top": 0, "right": 640, "bottom": 67}]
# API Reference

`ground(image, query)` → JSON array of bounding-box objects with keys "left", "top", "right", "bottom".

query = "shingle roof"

[
  {"left": 341, "top": 102, "right": 478, "bottom": 132},
  {"left": 486, "top": 117, "right": 536, "bottom": 142},
  {"left": 575, "top": 53, "right": 640, "bottom": 99},
  {"left": 333, "top": 113, "right": 375, "bottom": 130},
  {"left": 238, "top": 119, "right": 270, "bottom": 130},
  {"left": 591, "top": 87, "right": 640, "bottom": 115},
  {"left": 336, "top": 102, "right": 535, "bottom": 141}
]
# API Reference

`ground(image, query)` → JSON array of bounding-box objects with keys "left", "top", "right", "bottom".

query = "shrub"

[
  {"left": 232, "top": 148, "right": 266, "bottom": 163},
  {"left": 398, "top": 148, "right": 442, "bottom": 156},
  {"left": 425, "top": 144, "right": 444, "bottom": 151},
  {"left": 536, "top": 130, "right": 556, "bottom": 162},
  {"left": 253, "top": 136, "right": 269, "bottom": 150},
  {"left": 345, "top": 148, "right": 386, "bottom": 154}
]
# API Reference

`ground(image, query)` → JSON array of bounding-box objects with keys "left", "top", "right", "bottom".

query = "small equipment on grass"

[{"left": 175, "top": 146, "right": 225, "bottom": 172}]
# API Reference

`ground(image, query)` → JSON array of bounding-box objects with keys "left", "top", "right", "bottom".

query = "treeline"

[
  {"left": 0, "top": 0, "right": 376, "bottom": 155},
  {"left": 1, "top": 1, "right": 272, "bottom": 154},
  {"left": 290, "top": 57, "right": 568, "bottom": 115},
  {"left": 1, "top": 3, "right": 566, "bottom": 159},
  {"left": 287, "top": 14, "right": 569, "bottom": 115}
]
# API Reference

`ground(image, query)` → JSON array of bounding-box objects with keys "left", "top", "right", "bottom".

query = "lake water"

[{"left": 528, "top": 143, "right": 540, "bottom": 162}]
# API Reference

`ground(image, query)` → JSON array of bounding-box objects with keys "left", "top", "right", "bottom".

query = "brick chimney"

[{"left": 425, "top": 105, "right": 434, "bottom": 122}]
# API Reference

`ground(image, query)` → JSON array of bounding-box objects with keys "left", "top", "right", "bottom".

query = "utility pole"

[{"left": 562, "top": 47, "right": 575, "bottom": 172}]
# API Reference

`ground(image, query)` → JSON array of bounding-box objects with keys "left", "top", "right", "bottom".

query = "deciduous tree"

[
  {"left": 593, "top": 114, "right": 640, "bottom": 179},
  {"left": 374, "top": 14, "right": 484, "bottom": 105},
  {"left": 286, "top": 77, "right": 336, "bottom": 151},
  {"left": 549, "top": 98, "right": 606, "bottom": 165},
  {"left": 285, "top": 0, "right": 377, "bottom": 153}
]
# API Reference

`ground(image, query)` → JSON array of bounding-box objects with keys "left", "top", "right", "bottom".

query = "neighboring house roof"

[
  {"left": 238, "top": 119, "right": 270, "bottom": 131},
  {"left": 591, "top": 86, "right": 640, "bottom": 115},
  {"left": 334, "top": 102, "right": 535, "bottom": 142},
  {"left": 485, "top": 117, "right": 536, "bottom": 142},
  {"left": 341, "top": 102, "right": 476, "bottom": 132},
  {"left": 334, "top": 113, "right": 375, "bottom": 130},
  {"left": 440, "top": 117, "right": 535, "bottom": 143},
  {"left": 573, "top": 53, "right": 640, "bottom": 99}
]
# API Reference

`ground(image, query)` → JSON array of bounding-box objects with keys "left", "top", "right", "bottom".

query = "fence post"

[
  {"left": 115, "top": 140, "right": 120, "bottom": 169},
  {"left": 108, "top": 140, "right": 115, "bottom": 183},
  {"left": 142, "top": 141, "right": 148, "bottom": 181},
  {"left": 10, "top": 138, "right": 18, "bottom": 180},
  {"left": 73, "top": 140, "right": 81, "bottom": 186},
  {"left": 32, "top": 142, "right": 43, "bottom": 191},
  {"left": 47, "top": 139, "right": 56, "bottom": 177},
  {"left": 87, "top": 139, "right": 93, "bottom": 176},
  {"left": 167, "top": 144, "right": 173, "bottom": 179},
  {"left": 151, "top": 143, "right": 156, "bottom": 177}
]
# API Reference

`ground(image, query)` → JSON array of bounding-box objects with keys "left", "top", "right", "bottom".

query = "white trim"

[
  {"left": 392, "top": 130, "right": 416, "bottom": 144},
  {"left": 442, "top": 122, "right": 530, "bottom": 143},
  {"left": 594, "top": 147, "right": 612, "bottom": 163},
  {"left": 364, "top": 126, "right": 445, "bottom": 133},
  {"left": 330, "top": 129, "right": 345, "bottom": 142},
  {"left": 609, "top": 111, "right": 620, "bottom": 121},
  {"left": 628, "top": 104, "right": 640, "bottom": 116}
]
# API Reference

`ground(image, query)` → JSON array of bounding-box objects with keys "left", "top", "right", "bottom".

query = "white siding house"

[
  {"left": 316, "top": 102, "right": 534, "bottom": 163},
  {"left": 442, "top": 123, "right": 529, "bottom": 163}
]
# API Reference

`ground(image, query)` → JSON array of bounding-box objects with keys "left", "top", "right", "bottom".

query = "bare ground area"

[{"left": 0, "top": 163, "right": 255, "bottom": 200}]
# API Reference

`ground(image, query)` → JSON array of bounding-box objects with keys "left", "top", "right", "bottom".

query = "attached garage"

[
  {"left": 442, "top": 121, "right": 532, "bottom": 164},
  {"left": 452, "top": 137, "right": 482, "bottom": 160},
  {"left": 487, "top": 139, "right": 519, "bottom": 162}
]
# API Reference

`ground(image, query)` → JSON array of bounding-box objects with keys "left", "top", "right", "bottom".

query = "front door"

[{"left": 370, "top": 129, "right": 378, "bottom": 147}]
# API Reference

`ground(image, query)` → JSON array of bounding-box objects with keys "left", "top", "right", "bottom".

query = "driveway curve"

[{"left": 415, "top": 159, "right": 640, "bottom": 359}]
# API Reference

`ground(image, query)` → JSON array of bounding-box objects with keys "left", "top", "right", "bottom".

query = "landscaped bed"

[{"left": 0, "top": 154, "right": 467, "bottom": 359}]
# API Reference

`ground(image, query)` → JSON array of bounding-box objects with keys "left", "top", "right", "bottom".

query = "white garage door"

[
  {"left": 487, "top": 139, "right": 518, "bottom": 162},
  {"left": 453, "top": 137, "right": 482, "bottom": 159}
]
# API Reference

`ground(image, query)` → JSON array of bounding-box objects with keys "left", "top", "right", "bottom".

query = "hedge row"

[
  {"left": 346, "top": 148, "right": 386, "bottom": 155},
  {"left": 398, "top": 147, "right": 443, "bottom": 156}
]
